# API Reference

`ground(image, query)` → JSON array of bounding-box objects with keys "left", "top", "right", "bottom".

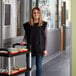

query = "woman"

[{"left": 21, "top": 7, "right": 47, "bottom": 76}]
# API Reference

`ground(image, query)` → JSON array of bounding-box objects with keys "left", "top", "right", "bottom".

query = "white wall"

[
  {"left": 66, "top": 0, "right": 71, "bottom": 27},
  {"left": 2, "top": 0, "right": 17, "bottom": 39},
  {"left": 22, "top": 0, "right": 30, "bottom": 23}
]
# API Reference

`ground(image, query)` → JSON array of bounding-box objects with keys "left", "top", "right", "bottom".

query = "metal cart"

[{"left": 0, "top": 43, "right": 32, "bottom": 76}]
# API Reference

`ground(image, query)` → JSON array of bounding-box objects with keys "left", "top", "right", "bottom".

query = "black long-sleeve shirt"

[{"left": 23, "top": 21, "right": 47, "bottom": 56}]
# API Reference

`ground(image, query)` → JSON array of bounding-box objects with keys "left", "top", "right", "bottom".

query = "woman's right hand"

[{"left": 20, "top": 42, "right": 26, "bottom": 45}]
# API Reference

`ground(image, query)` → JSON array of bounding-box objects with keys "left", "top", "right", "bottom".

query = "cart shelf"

[
  {"left": 0, "top": 50, "right": 30, "bottom": 57},
  {"left": 0, "top": 68, "right": 31, "bottom": 76},
  {"left": 0, "top": 43, "right": 32, "bottom": 76}
]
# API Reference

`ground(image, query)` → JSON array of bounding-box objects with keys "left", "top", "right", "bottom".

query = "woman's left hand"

[{"left": 43, "top": 50, "right": 47, "bottom": 56}]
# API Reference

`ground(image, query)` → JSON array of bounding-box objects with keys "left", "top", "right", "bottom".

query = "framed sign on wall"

[{"left": 5, "top": 4, "right": 11, "bottom": 26}]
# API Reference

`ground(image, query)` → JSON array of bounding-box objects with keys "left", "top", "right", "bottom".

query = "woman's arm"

[
  {"left": 44, "top": 27, "right": 47, "bottom": 50},
  {"left": 20, "top": 33, "right": 27, "bottom": 45},
  {"left": 43, "top": 25, "right": 47, "bottom": 56},
  {"left": 23, "top": 32, "right": 27, "bottom": 43}
]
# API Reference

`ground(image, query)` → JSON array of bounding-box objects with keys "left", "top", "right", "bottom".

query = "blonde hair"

[{"left": 29, "top": 7, "right": 43, "bottom": 26}]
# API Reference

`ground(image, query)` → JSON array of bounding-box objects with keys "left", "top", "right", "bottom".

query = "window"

[
  {"left": 32, "top": 0, "right": 57, "bottom": 29},
  {"left": 5, "top": 4, "right": 11, "bottom": 25}
]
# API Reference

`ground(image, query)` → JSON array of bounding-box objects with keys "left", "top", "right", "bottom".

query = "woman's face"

[{"left": 32, "top": 9, "right": 40, "bottom": 20}]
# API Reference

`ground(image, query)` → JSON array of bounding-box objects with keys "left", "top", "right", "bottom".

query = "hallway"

[
  {"left": 0, "top": 0, "right": 71, "bottom": 76},
  {"left": 32, "top": 49, "right": 71, "bottom": 76}
]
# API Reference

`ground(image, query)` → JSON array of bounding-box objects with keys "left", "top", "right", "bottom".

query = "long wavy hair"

[{"left": 29, "top": 7, "right": 43, "bottom": 26}]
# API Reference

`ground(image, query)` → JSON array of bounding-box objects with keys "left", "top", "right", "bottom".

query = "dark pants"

[{"left": 25, "top": 54, "right": 43, "bottom": 76}]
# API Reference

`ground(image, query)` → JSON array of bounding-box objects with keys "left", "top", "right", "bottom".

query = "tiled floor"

[
  {"left": 32, "top": 50, "right": 71, "bottom": 76},
  {"left": 19, "top": 49, "right": 71, "bottom": 76}
]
